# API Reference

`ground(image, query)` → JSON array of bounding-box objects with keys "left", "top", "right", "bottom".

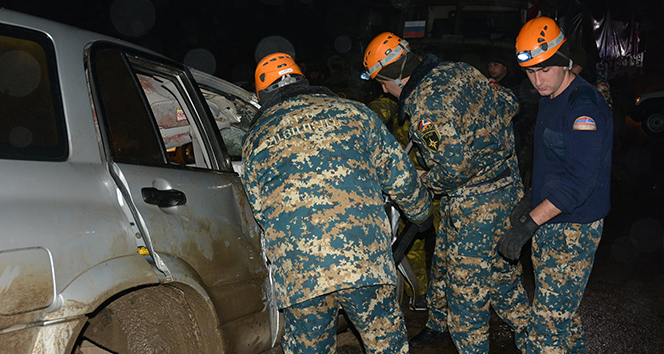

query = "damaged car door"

[{"left": 88, "top": 43, "right": 274, "bottom": 353}]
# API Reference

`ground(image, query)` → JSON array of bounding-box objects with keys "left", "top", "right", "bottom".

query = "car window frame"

[
  {"left": 189, "top": 68, "right": 260, "bottom": 162},
  {"left": 86, "top": 41, "right": 233, "bottom": 172},
  {"left": 0, "top": 22, "right": 68, "bottom": 162}
]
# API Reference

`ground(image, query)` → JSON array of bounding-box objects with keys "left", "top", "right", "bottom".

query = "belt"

[
  {"left": 466, "top": 166, "right": 511, "bottom": 189},
  {"left": 447, "top": 166, "right": 514, "bottom": 198}
]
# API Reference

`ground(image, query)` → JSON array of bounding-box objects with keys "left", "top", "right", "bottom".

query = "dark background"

[
  {"left": 0, "top": 0, "right": 384, "bottom": 86},
  {"left": 1, "top": 0, "right": 661, "bottom": 88},
  {"left": 0, "top": 1, "right": 662, "bottom": 352}
]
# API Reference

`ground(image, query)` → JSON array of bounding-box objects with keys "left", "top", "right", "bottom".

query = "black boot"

[{"left": 409, "top": 327, "right": 446, "bottom": 348}]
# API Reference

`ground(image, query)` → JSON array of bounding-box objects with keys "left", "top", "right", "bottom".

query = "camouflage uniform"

[
  {"left": 528, "top": 221, "right": 603, "bottom": 353},
  {"left": 282, "top": 284, "right": 408, "bottom": 354},
  {"left": 242, "top": 84, "right": 431, "bottom": 353},
  {"left": 399, "top": 55, "right": 531, "bottom": 353}
]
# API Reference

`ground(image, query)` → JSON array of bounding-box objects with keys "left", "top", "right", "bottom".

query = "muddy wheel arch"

[{"left": 76, "top": 284, "right": 224, "bottom": 354}]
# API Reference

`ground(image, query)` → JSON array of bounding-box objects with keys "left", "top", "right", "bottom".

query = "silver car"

[{"left": 0, "top": 9, "right": 280, "bottom": 354}]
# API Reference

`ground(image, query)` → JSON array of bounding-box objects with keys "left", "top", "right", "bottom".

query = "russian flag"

[
  {"left": 403, "top": 20, "right": 426, "bottom": 38},
  {"left": 418, "top": 119, "right": 433, "bottom": 133}
]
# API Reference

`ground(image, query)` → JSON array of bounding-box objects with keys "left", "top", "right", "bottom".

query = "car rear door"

[
  {"left": 190, "top": 68, "right": 260, "bottom": 173},
  {"left": 87, "top": 43, "right": 274, "bottom": 353}
]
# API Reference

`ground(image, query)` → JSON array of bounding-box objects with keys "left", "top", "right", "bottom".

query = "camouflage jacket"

[
  {"left": 242, "top": 84, "right": 431, "bottom": 308},
  {"left": 399, "top": 55, "right": 521, "bottom": 196}
]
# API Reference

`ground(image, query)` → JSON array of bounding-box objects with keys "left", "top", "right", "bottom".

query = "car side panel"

[{"left": 0, "top": 160, "right": 141, "bottom": 331}]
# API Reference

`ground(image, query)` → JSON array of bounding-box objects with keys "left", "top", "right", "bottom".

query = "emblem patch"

[
  {"left": 573, "top": 116, "right": 596, "bottom": 131},
  {"left": 421, "top": 129, "right": 441, "bottom": 152}
]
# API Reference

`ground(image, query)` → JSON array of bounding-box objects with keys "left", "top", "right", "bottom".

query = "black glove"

[
  {"left": 510, "top": 189, "right": 532, "bottom": 226},
  {"left": 498, "top": 212, "right": 539, "bottom": 261},
  {"left": 414, "top": 213, "right": 434, "bottom": 232}
]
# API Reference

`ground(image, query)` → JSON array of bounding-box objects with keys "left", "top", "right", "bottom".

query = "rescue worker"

[
  {"left": 361, "top": 32, "right": 531, "bottom": 353},
  {"left": 242, "top": 52, "right": 432, "bottom": 354},
  {"left": 486, "top": 51, "right": 520, "bottom": 93},
  {"left": 499, "top": 17, "right": 613, "bottom": 353}
]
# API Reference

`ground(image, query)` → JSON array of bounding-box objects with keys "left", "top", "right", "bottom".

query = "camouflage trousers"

[
  {"left": 281, "top": 284, "right": 408, "bottom": 354},
  {"left": 527, "top": 220, "right": 603, "bottom": 354},
  {"left": 427, "top": 177, "right": 530, "bottom": 353}
]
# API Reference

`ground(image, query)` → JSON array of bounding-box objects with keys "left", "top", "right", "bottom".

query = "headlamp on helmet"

[
  {"left": 515, "top": 16, "right": 567, "bottom": 67},
  {"left": 516, "top": 30, "right": 565, "bottom": 64}
]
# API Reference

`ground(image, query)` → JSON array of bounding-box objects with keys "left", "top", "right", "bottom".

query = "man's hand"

[
  {"left": 498, "top": 212, "right": 539, "bottom": 261},
  {"left": 510, "top": 189, "right": 532, "bottom": 226}
]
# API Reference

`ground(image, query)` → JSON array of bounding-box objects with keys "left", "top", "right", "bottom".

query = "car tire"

[
  {"left": 78, "top": 285, "right": 207, "bottom": 354},
  {"left": 642, "top": 112, "right": 664, "bottom": 138}
]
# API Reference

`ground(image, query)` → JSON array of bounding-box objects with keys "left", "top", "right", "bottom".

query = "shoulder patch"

[
  {"left": 418, "top": 119, "right": 440, "bottom": 151},
  {"left": 418, "top": 119, "right": 435, "bottom": 133},
  {"left": 568, "top": 85, "right": 597, "bottom": 108},
  {"left": 421, "top": 129, "right": 441, "bottom": 152},
  {"left": 573, "top": 116, "right": 596, "bottom": 131}
]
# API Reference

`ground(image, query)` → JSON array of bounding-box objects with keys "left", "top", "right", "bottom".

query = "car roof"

[{"left": 0, "top": 8, "right": 166, "bottom": 59}]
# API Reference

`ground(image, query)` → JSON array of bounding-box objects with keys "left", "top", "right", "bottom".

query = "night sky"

[
  {"left": 0, "top": 0, "right": 660, "bottom": 87},
  {"left": 0, "top": 0, "right": 395, "bottom": 86}
]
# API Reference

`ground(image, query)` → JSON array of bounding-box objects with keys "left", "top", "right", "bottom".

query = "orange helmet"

[
  {"left": 361, "top": 32, "right": 410, "bottom": 80},
  {"left": 255, "top": 52, "right": 303, "bottom": 97},
  {"left": 515, "top": 16, "right": 567, "bottom": 67}
]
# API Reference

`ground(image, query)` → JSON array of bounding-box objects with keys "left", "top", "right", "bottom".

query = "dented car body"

[{"left": 0, "top": 9, "right": 278, "bottom": 354}]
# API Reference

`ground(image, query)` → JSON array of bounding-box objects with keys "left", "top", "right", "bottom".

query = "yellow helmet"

[
  {"left": 361, "top": 32, "right": 410, "bottom": 80},
  {"left": 515, "top": 16, "right": 567, "bottom": 67},
  {"left": 255, "top": 52, "right": 303, "bottom": 98}
]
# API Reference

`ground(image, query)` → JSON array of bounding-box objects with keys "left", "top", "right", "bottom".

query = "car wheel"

[
  {"left": 78, "top": 285, "right": 207, "bottom": 354},
  {"left": 642, "top": 112, "right": 664, "bottom": 137}
]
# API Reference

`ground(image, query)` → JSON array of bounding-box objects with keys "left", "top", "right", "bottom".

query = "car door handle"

[{"left": 141, "top": 187, "right": 187, "bottom": 207}]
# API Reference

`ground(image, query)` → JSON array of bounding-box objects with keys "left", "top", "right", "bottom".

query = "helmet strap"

[
  {"left": 395, "top": 55, "right": 408, "bottom": 88},
  {"left": 377, "top": 52, "right": 410, "bottom": 88},
  {"left": 259, "top": 74, "right": 305, "bottom": 99},
  {"left": 277, "top": 74, "right": 297, "bottom": 88}
]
